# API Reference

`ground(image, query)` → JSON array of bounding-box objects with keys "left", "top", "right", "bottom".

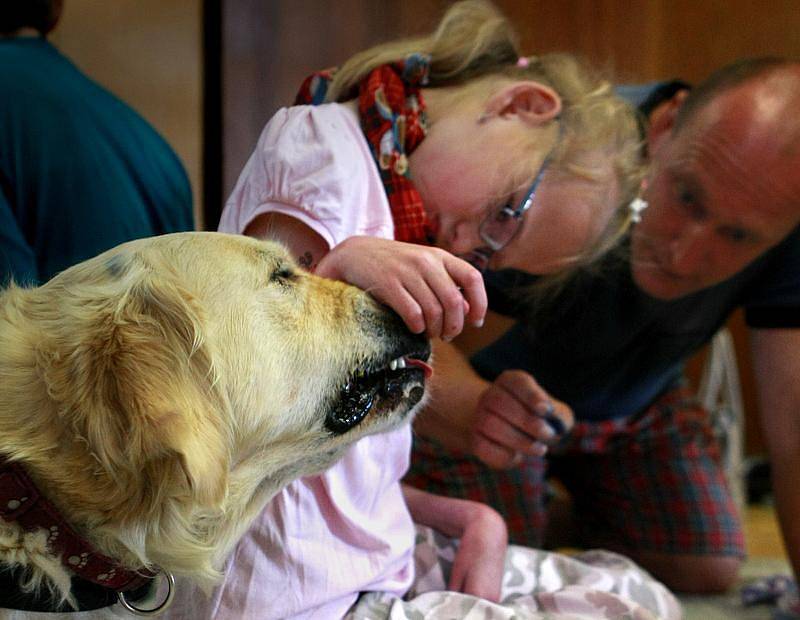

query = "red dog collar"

[{"left": 0, "top": 456, "right": 155, "bottom": 592}]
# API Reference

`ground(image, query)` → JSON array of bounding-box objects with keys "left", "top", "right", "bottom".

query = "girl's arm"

[
  {"left": 243, "top": 212, "right": 487, "bottom": 341},
  {"left": 401, "top": 483, "right": 507, "bottom": 602},
  {"left": 244, "top": 211, "right": 329, "bottom": 271}
]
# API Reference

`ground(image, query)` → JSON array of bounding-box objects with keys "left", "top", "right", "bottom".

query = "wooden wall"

[
  {"left": 51, "top": 0, "right": 203, "bottom": 225},
  {"left": 219, "top": 0, "right": 800, "bottom": 453},
  {"left": 220, "top": 0, "right": 800, "bottom": 199}
]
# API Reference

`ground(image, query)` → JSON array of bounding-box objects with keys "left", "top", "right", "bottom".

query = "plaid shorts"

[{"left": 405, "top": 386, "right": 745, "bottom": 557}]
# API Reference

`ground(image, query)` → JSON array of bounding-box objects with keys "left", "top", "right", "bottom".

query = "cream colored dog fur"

[{"left": 0, "top": 232, "right": 429, "bottom": 610}]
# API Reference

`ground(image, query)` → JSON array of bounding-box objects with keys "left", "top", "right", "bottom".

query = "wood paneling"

[
  {"left": 221, "top": 0, "right": 449, "bottom": 198},
  {"left": 52, "top": 0, "right": 203, "bottom": 225},
  {"left": 221, "top": 0, "right": 800, "bottom": 203}
]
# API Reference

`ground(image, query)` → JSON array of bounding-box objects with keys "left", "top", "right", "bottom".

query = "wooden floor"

[
  {"left": 745, "top": 504, "right": 786, "bottom": 559},
  {"left": 679, "top": 504, "right": 790, "bottom": 620}
]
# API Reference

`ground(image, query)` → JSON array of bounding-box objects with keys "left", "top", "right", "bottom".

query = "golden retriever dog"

[{"left": 0, "top": 232, "right": 430, "bottom": 614}]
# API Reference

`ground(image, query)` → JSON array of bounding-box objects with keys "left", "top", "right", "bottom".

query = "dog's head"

[{"left": 0, "top": 232, "right": 430, "bottom": 585}]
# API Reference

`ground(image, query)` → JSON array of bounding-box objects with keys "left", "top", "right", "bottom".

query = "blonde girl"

[{"left": 163, "top": 3, "right": 669, "bottom": 620}]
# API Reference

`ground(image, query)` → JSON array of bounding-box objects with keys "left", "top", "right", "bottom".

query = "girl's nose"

[{"left": 447, "top": 220, "right": 483, "bottom": 255}]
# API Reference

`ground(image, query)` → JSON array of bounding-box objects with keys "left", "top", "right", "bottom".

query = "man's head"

[
  {"left": 631, "top": 58, "right": 800, "bottom": 300},
  {"left": 0, "top": 0, "right": 63, "bottom": 37}
]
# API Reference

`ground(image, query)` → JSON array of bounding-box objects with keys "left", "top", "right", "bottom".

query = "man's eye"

[
  {"left": 678, "top": 189, "right": 694, "bottom": 205},
  {"left": 720, "top": 226, "right": 749, "bottom": 243},
  {"left": 673, "top": 187, "right": 706, "bottom": 220},
  {"left": 673, "top": 182, "right": 696, "bottom": 209}
]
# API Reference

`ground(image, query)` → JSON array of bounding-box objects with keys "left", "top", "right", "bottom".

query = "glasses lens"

[
  {"left": 478, "top": 126, "right": 557, "bottom": 255},
  {"left": 480, "top": 207, "right": 521, "bottom": 251},
  {"left": 493, "top": 208, "right": 515, "bottom": 224}
]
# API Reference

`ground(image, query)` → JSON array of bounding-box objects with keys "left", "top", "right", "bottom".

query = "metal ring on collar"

[{"left": 117, "top": 569, "right": 176, "bottom": 617}]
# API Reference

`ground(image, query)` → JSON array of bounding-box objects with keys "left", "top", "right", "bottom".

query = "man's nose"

[{"left": 667, "top": 223, "right": 709, "bottom": 274}]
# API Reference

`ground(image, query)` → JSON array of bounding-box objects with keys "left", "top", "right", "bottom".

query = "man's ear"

[
  {"left": 647, "top": 89, "right": 690, "bottom": 155},
  {"left": 483, "top": 81, "right": 562, "bottom": 125}
]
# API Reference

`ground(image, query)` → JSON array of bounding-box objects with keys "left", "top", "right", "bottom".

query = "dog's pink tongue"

[{"left": 405, "top": 357, "right": 433, "bottom": 379}]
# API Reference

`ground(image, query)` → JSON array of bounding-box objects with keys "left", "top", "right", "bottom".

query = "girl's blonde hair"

[{"left": 326, "top": 0, "right": 643, "bottom": 280}]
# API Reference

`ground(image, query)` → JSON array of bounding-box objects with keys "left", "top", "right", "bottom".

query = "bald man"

[{"left": 407, "top": 58, "right": 800, "bottom": 596}]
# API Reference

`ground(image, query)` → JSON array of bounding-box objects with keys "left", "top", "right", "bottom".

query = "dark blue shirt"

[{"left": 0, "top": 38, "right": 194, "bottom": 286}]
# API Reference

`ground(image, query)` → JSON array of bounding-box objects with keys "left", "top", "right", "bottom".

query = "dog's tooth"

[
  {"left": 397, "top": 358, "right": 406, "bottom": 369},
  {"left": 389, "top": 359, "right": 398, "bottom": 371}
]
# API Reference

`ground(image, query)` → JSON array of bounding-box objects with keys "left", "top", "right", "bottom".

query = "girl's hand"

[
  {"left": 316, "top": 236, "right": 487, "bottom": 341},
  {"left": 401, "top": 485, "right": 507, "bottom": 603},
  {"left": 471, "top": 370, "right": 574, "bottom": 469},
  {"left": 448, "top": 501, "right": 508, "bottom": 602}
]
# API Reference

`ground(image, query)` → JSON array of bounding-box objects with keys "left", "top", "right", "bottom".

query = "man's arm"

[
  {"left": 414, "top": 339, "right": 490, "bottom": 450},
  {"left": 750, "top": 327, "right": 800, "bottom": 579}
]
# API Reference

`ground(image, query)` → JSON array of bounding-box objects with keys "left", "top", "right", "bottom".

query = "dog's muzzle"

[{"left": 326, "top": 338, "right": 431, "bottom": 435}]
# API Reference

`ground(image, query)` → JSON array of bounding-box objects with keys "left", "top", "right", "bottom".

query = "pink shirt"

[{"left": 169, "top": 104, "right": 415, "bottom": 619}]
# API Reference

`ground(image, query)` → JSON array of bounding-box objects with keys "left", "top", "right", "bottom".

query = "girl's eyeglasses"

[{"left": 461, "top": 140, "right": 557, "bottom": 273}]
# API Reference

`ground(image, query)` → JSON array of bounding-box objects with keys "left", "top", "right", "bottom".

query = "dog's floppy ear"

[
  {"left": 61, "top": 266, "right": 231, "bottom": 509},
  {"left": 112, "top": 274, "right": 231, "bottom": 507}
]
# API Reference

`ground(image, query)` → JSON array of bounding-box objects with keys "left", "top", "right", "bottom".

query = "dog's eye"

[{"left": 270, "top": 266, "right": 295, "bottom": 284}]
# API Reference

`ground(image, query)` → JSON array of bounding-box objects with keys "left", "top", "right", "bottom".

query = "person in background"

[
  {"left": 0, "top": 0, "right": 193, "bottom": 612},
  {"left": 0, "top": 0, "right": 194, "bottom": 288},
  {"left": 163, "top": 2, "right": 683, "bottom": 619},
  {"left": 406, "top": 58, "right": 800, "bottom": 606}
]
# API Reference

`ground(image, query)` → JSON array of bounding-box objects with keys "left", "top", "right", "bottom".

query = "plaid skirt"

[{"left": 405, "top": 386, "right": 745, "bottom": 557}]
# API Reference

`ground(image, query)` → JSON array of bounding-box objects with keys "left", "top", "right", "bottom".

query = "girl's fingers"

[
  {"left": 371, "top": 281, "right": 426, "bottom": 334},
  {"left": 445, "top": 256, "right": 488, "bottom": 327},
  {"left": 472, "top": 433, "right": 529, "bottom": 469},
  {"left": 478, "top": 407, "right": 554, "bottom": 451},
  {"left": 424, "top": 271, "right": 466, "bottom": 341},
  {"left": 402, "top": 276, "right": 446, "bottom": 338}
]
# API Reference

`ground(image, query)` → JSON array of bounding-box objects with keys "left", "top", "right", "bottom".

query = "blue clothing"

[
  {"left": 0, "top": 37, "right": 193, "bottom": 286},
  {"left": 615, "top": 81, "right": 690, "bottom": 117},
  {"left": 472, "top": 82, "right": 800, "bottom": 422}
]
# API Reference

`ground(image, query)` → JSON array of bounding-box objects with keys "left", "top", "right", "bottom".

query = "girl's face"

[
  {"left": 410, "top": 107, "right": 620, "bottom": 275},
  {"left": 493, "top": 161, "right": 621, "bottom": 274},
  {"left": 410, "top": 106, "right": 539, "bottom": 254}
]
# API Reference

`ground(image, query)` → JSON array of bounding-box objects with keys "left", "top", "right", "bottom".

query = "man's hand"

[
  {"left": 472, "top": 369, "right": 574, "bottom": 469},
  {"left": 316, "top": 236, "right": 487, "bottom": 341}
]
